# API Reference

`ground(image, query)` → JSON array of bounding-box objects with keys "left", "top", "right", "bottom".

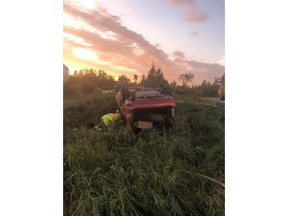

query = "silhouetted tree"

[
  {"left": 118, "top": 75, "right": 130, "bottom": 85},
  {"left": 170, "top": 80, "right": 177, "bottom": 92},
  {"left": 178, "top": 72, "right": 194, "bottom": 86},
  {"left": 142, "top": 62, "right": 165, "bottom": 88},
  {"left": 133, "top": 74, "right": 138, "bottom": 84},
  {"left": 201, "top": 80, "right": 208, "bottom": 87},
  {"left": 140, "top": 73, "right": 146, "bottom": 86}
]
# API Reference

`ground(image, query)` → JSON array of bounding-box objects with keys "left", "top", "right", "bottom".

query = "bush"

[
  {"left": 63, "top": 83, "right": 77, "bottom": 96},
  {"left": 79, "top": 81, "right": 98, "bottom": 94}
]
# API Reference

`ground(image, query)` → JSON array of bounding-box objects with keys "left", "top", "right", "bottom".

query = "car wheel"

[{"left": 119, "top": 83, "right": 128, "bottom": 105}]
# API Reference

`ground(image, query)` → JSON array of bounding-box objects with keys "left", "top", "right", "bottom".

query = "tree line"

[{"left": 64, "top": 63, "right": 220, "bottom": 98}]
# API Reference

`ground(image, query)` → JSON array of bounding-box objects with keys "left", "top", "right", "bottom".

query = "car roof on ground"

[
  {"left": 134, "top": 90, "right": 162, "bottom": 98},
  {"left": 128, "top": 87, "right": 157, "bottom": 91}
]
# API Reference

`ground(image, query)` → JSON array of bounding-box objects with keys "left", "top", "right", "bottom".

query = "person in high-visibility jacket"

[{"left": 99, "top": 110, "right": 122, "bottom": 130}]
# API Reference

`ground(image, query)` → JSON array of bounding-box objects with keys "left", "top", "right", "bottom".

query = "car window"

[{"left": 135, "top": 90, "right": 162, "bottom": 98}]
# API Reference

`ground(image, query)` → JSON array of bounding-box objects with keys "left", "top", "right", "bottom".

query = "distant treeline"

[{"left": 64, "top": 65, "right": 220, "bottom": 97}]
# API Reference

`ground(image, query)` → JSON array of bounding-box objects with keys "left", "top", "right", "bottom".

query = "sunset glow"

[
  {"left": 72, "top": 48, "right": 97, "bottom": 61},
  {"left": 63, "top": 0, "right": 224, "bottom": 84}
]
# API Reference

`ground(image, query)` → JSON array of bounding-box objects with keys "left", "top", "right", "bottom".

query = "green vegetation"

[
  {"left": 64, "top": 92, "right": 224, "bottom": 215},
  {"left": 64, "top": 64, "right": 221, "bottom": 99}
]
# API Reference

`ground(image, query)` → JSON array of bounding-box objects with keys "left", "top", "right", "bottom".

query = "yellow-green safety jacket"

[{"left": 101, "top": 113, "right": 122, "bottom": 127}]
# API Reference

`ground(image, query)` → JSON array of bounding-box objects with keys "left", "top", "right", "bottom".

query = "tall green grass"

[
  {"left": 64, "top": 93, "right": 224, "bottom": 215},
  {"left": 64, "top": 93, "right": 118, "bottom": 128}
]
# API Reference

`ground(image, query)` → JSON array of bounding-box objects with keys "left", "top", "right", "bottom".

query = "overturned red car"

[{"left": 115, "top": 84, "right": 176, "bottom": 134}]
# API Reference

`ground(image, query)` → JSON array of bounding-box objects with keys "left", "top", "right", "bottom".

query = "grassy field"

[
  {"left": 64, "top": 92, "right": 224, "bottom": 216},
  {"left": 173, "top": 94, "right": 219, "bottom": 107}
]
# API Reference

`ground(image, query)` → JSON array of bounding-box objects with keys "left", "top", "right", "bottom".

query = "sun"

[{"left": 72, "top": 48, "right": 97, "bottom": 61}]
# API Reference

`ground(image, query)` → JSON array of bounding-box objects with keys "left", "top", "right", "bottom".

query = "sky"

[{"left": 63, "top": 0, "right": 225, "bottom": 85}]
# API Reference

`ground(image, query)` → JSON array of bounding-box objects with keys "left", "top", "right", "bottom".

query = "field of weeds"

[{"left": 64, "top": 92, "right": 224, "bottom": 216}]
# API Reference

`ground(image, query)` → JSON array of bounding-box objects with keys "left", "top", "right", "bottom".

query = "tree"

[
  {"left": 97, "top": 70, "right": 108, "bottom": 79},
  {"left": 170, "top": 80, "right": 177, "bottom": 90},
  {"left": 201, "top": 80, "right": 208, "bottom": 87},
  {"left": 140, "top": 73, "right": 146, "bottom": 85},
  {"left": 118, "top": 75, "right": 130, "bottom": 84},
  {"left": 142, "top": 62, "right": 165, "bottom": 88},
  {"left": 178, "top": 72, "right": 194, "bottom": 86},
  {"left": 133, "top": 74, "right": 138, "bottom": 84}
]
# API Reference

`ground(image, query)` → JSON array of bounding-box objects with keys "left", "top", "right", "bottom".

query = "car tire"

[{"left": 119, "top": 82, "right": 128, "bottom": 105}]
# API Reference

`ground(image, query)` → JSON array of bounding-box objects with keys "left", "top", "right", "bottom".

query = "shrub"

[
  {"left": 63, "top": 83, "right": 77, "bottom": 96},
  {"left": 79, "top": 81, "right": 98, "bottom": 94}
]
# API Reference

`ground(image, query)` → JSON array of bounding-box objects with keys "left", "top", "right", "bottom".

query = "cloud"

[
  {"left": 189, "top": 31, "right": 198, "bottom": 36},
  {"left": 216, "top": 55, "right": 225, "bottom": 66},
  {"left": 168, "top": 0, "right": 208, "bottom": 24},
  {"left": 63, "top": 2, "right": 223, "bottom": 85},
  {"left": 170, "top": 51, "right": 224, "bottom": 84},
  {"left": 172, "top": 51, "right": 185, "bottom": 58}
]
